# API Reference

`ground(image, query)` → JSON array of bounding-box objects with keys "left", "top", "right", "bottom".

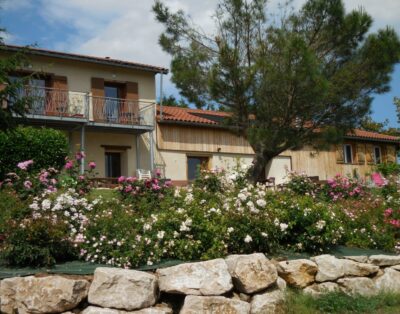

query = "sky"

[{"left": 1, "top": 0, "right": 399, "bottom": 127}]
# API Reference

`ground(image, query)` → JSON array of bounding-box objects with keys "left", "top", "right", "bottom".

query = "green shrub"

[
  {"left": 0, "top": 217, "right": 76, "bottom": 267},
  {"left": 376, "top": 162, "right": 400, "bottom": 177},
  {"left": 0, "top": 190, "right": 30, "bottom": 234},
  {"left": 0, "top": 126, "right": 68, "bottom": 180}
]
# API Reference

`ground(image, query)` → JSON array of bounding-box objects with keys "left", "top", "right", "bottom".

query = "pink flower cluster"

[
  {"left": 325, "top": 174, "right": 363, "bottom": 201},
  {"left": 118, "top": 175, "right": 172, "bottom": 200},
  {"left": 384, "top": 208, "right": 400, "bottom": 229},
  {"left": 17, "top": 160, "right": 33, "bottom": 171}
]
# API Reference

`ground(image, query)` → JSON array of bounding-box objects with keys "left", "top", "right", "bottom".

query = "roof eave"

[{"left": 2, "top": 45, "right": 169, "bottom": 74}]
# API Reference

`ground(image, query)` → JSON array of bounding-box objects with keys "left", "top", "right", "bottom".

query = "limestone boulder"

[
  {"left": 156, "top": 259, "right": 232, "bottom": 296},
  {"left": 312, "top": 255, "right": 378, "bottom": 282},
  {"left": 343, "top": 256, "right": 368, "bottom": 263},
  {"left": 0, "top": 277, "right": 24, "bottom": 314},
  {"left": 250, "top": 289, "right": 285, "bottom": 314},
  {"left": 88, "top": 267, "right": 158, "bottom": 311},
  {"left": 391, "top": 264, "right": 400, "bottom": 271},
  {"left": 337, "top": 277, "right": 377, "bottom": 296},
  {"left": 311, "top": 255, "right": 344, "bottom": 282},
  {"left": 276, "top": 277, "right": 287, "bottom": 291},
  {"left": 225, "top": 253, "right": 277, "bottom": 294},
  {"left": 2, "top": 276, "right": 90, "bottom": 314},
  {"left": 277, "top": 259, "right": 318, "bottom": 288},
  {"left": 303, "top": 282, "right": 340, "bottom": 297},
  {"left": 82, "top": 306, "right": 172, "bottom": 314},
  {"left": 375, "top": 268, "right": 400, "bottom": 293},
  {"left": 369, "top": 255, "right": 400, "bottom": 266},
  {"left": 180, "top": 296, "right": 250, "bottom": 314}
]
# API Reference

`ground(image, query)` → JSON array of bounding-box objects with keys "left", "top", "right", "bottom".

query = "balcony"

[{"left": 14, "top": 86, "right": 155, "bottom": 129}]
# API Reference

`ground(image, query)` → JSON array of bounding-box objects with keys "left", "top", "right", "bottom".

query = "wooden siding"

[{"left": 157, "top": 124, "right": 254, "bottom": 154}]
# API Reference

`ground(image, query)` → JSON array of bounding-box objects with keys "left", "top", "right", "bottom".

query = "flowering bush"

[
  {"left": 322, "top": 174, "right": 364, "bottom": 201},
  {"left": 285, "top": 171, "right": 318, "bottom": 196},
  {"left": 58, "top": 152, "right": 96, "bottom": 195},
  {"left": 0, "top": 160, "right": 59, "bottom": 199},
  {"left": 118, "top": 174, "right": 173, "bottom": 208}
]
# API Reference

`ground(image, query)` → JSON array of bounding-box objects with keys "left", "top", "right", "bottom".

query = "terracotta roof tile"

[{"left": 157, "top": 105, "right": 399, "bottom": 143}]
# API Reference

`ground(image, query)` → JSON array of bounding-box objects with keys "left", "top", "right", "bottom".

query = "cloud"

[
  {"left": 1, "top": 0, "right": 32, "bottom": 11},
  {"left": 35, "top": 0, "right": 400, "bottom": 100}
]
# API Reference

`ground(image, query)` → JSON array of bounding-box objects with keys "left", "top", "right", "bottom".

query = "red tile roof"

[
  {"left": 3, "top": 44, "right": 168, "bottom": 74},
  {"left": 157, "top": 105, "right": 399, "bottom": 143}
]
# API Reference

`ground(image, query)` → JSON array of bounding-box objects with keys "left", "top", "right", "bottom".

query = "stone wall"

[{"left": 1, "top": 253, "right": 399, "bottom": 314}]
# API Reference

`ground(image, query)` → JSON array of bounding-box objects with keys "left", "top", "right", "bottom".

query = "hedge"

[{"left": 0, "top": 126, "right": 68, "bottom": 179}]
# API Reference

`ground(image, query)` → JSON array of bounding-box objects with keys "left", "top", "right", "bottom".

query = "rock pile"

[{"left": 0, "top": 253, "right": 399, "bottom": 313}]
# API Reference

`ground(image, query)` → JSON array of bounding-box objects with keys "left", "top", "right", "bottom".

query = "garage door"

[{"left": 265, "top": 156, "right": 292, "bottom": 185}]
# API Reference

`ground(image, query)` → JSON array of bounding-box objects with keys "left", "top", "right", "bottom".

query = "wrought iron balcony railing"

[{"left": 12, "top": 86, "right": 155, "bottom": 127}]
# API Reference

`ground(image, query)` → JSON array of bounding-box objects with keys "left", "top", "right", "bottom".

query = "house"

[
  {"left": 155, "top": 106, "right": 399, "bottom": 185},
  {"left": 1, "top": 44, "right": 167, "bottom": 180},
  {"left": 2, "top": 45, "right": 398, "bottom": 184}
]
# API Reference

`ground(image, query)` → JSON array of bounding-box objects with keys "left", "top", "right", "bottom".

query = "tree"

[
  {"left": 360, "top": 116, "right": 389, "bottom": 133},
  {"left": 161, "top": 94, "right": 189, "bottom": 108},
  {"left": 0, "top": 30, "right": 32, "bottom": 131},
  {"left": 154, "top": 0, "right": 400, "bottom": 182}
]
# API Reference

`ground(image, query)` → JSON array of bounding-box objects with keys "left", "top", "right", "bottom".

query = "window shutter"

[
  {"left": 336, "top": 145, "right": 344, "bottom": 164},
  {"left": 356, "top": 143, "right": 365, "bottom": 165},
  {"left": 46, "top": 75, "right": 68, "bottom": 115},
  {"left": 366, "top": 144, "right": 374, "bottom": 165},
  {"left": 121, "top": 81, "right": 139, "bottom": 124},
  {"left": 91, "top": 78, "right": 105, "bottom": 121},
  {"left": 51, "top": 75, "right": 68, "bottom": 90},
  {"left": 386, "top": 145, "right": 396, "bottom": 163}
]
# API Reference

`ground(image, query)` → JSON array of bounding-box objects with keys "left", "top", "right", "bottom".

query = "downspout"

[
  {"left": 80, "top": 124, "right": 85, "bottom": 175},
  {"left": 159, "top": 73, "right": 164, "bottom": 120}
]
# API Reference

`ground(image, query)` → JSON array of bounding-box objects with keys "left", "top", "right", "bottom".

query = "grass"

[
  {"left": 285, "top": 290, "right": 400, "bottom": 314},
  {"left": 88, "top": 188, "right": 118, "bottom": 201}
]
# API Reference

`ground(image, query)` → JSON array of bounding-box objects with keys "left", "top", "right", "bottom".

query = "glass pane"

[
  {"left": 187, "top": 157, "right": 208, "bottom": 181},
  {"left": 105, "top": 152, "right": 121, "bottom": 177},
  {"left": 104, "top": 86, "right": 119, "bottom": 122},
  {"left": 104, "top": 86, "right": 119, "bottom": 98},
  {"left": 345, "top": 145, "right": 352, "bottom": 163},
  {"left": 375, "top": 147, "right": 381, "bottom": 163}
]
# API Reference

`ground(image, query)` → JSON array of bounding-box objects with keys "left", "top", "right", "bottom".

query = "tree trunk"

[{"left": 249, "top": 153, "right": 273, "bottom": 183}]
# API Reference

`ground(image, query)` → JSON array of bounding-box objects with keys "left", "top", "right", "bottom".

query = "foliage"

[
  {"left": 0, "top": 126, "right": 68, "bottom": 180},
  {"left": 59, "top": 151, "right": 97, "bottom": 195},
  {"left": 0, "top": 190, "right": 30, "bottom": 234},
  {"left": 376, "top": 162, "right": 400, "bottom": 177},
  {"left": 0, "top": 216, "right": 76, "bottom": 267},
  {"left": 285, "top": 289, "right": 400, "bottom": 314},
  {"left": 322, "top": 174, "right": 364, "bottom": 201},
  {"left": 118, "top": 173, "right": 173, "bottom": 208},
  {"left": 153, "top": 0, "right": 400, "bottom": 182},
  {"left": 285, "top": 171, "right": 318, "bottom": 196},
  {"left": 161, "top": 94, "right": 189, "bottom": 108},
  {"left": 0, "top": 43, "right": 35, "bottom": 131}
]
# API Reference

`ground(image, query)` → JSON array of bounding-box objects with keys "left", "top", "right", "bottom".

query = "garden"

[{"left": 0, "top": 130, "right": 399, "bottom": 270}]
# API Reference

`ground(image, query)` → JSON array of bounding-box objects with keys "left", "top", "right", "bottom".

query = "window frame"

[
  {"left": 343, "top": 144, "right": 353, "bottom": 164},
  {"left": 374, "top": 146, "right": 382, "bottom": 164},
  {"left": 186, "top": 155, "right": 210, "bottom": 181}
]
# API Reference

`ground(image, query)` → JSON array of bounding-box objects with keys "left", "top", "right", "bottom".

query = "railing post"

[{"left": 150, "top": 131, "right": 154, "bottom": 172}]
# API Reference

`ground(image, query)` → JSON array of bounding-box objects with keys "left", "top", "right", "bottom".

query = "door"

[
  {"left": 265, "top": 156, "right": 292, "bottom": 185},
  {"left": 187, "top": 156, "right": 209, "bottom": 181},
  {"left": 105, "top": 152, "right": 121, "bottom": 177},
  {"left": 104, "top": 85, "right": 120, "bottom": 123}
]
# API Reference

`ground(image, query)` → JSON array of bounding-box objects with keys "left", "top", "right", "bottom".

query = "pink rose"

[
  {"left": 118, "top": 176, "right": 126, "bottom": 183},
  {"left": 17, "top": 160, "right": 33, "bottom": 170},
  {"left": 88, "top": 161, "right": 96, "bottom": 169},
  {"left": 23, "top": 180, "right": 32, "bottom": 189},
  {"left": 65, "top": 160, "right": 74, "bottom": 170}
]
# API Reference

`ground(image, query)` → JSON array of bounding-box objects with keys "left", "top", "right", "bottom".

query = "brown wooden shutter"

[
  {"left": 91, "top": 78, "right": 105, "bottom": 122},
  {"left": 336, "top": 145, "right": 344, "bottom": 164},
  {"left": 121, "top": 81, "right": 139, "bottom": 124},
  {"left": 46, "top": 75, "right": 68, "bottom": 115},
  {"left": 366, "top": 144, "right": 374, "bottom": 165},
  {"left": 386, "top": 145, "right": 397, "bottom": 163},
  {"left": 356, "top": 143, "right": 366, "bottom": 165}
]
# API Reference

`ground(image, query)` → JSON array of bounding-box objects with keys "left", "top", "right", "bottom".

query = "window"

[
  {"left": 187, "top": 156, "right": 209, "bottom": 181},
  {"left": 374, "top": 146, "right": 382, "bottom": 164},
  {"left": 105, "top": 152, "right": 121, "bottom": 177},
  {"left": 343, "top": 144, "right": 353, "bottom": 164},
  {"left": 104, "top": 84, "right": 122, "bottom": 123}
]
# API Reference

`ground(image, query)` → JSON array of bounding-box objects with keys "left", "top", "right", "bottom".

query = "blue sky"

[{"left": 2, "top": 0, "right": 399, "bottom": 127}]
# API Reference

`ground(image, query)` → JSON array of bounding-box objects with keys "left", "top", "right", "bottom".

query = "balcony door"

[
  {"left": 104, "top": 84, "right": 120, "bottom": 123},
  {"left": 187, "top": 156, "right": 209, "bottom": 181},
  {"left": 105, "top": 152, "right": 121, "bottom": 178}
]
